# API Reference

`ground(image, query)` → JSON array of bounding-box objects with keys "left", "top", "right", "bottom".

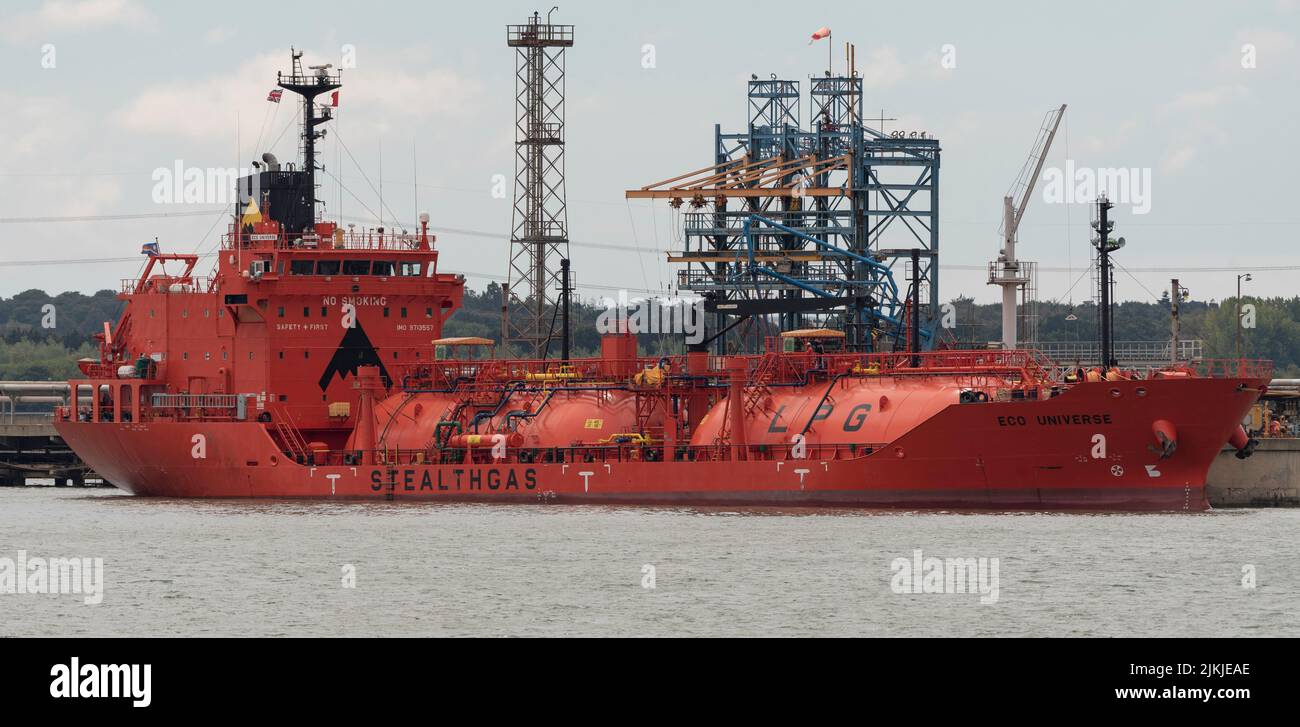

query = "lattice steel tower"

[
  {"left": 626, "top": 47, "right": 941, "bottom": 355},
  {"left": 504, "top": 10, "right": 574, "bottom": 358}
]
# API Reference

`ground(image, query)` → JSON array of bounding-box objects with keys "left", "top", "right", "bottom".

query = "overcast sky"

[{"left": 1, "top": 0, "right": 1296, "bottom": 306}]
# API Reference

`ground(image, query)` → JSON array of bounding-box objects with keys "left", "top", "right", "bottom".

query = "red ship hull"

[
  {"left": 50, "top": 52, "right": 1272, "bottom": 513},
  {"left": 55, "top": 376, "right": 1263, "bottom": 510}
]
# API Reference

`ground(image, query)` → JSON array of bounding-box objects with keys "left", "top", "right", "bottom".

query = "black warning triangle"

[{"left": 318, "top": 320, "right": 391, "bottom": 391}]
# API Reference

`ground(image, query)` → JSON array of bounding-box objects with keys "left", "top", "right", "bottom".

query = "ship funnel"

[{"left": 262, "top": 152, "right": 280, "bottom": 171}]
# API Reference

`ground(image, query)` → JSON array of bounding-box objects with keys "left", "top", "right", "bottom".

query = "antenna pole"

[
  {"left": 910, "top": 248, "right": 921, "bottom": 366},
  {"left": 413, "top": 140, "right": 418, "bottom": 230},
  {"left": 561, "top": 258, "right": 572, "bottom": 362},
  {"left": 1095, "top": 196, "right": 1115, "bottom": 369},
  {"left": 1170, "top": 278, "right": 1180, "bottom": 364}
]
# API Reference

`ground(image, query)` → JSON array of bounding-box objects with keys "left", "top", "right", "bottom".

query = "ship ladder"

[
  {"left": 273, "top": 409, "right": 310, "bottom": 462},
  {"left": 743, "top": 353, "right": 779, "bottom": 415}
]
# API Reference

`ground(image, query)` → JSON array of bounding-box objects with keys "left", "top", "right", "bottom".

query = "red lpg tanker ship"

[{"left": 55, "top": 50, "right": 1269, "bottom": 510}]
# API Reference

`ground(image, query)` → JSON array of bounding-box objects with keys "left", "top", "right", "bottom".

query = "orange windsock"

[{"left": 809, "top": 27, "right": 831, "bottom": 44}]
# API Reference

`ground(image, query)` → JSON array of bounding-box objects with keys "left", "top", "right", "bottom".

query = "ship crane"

[{"left": 989, "top": 104, "right": 1066, "bottom": 349}]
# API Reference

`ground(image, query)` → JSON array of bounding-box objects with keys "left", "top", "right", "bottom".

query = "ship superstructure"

[{"left": 67, "top": 51, "right": 464, "bottom": 451}]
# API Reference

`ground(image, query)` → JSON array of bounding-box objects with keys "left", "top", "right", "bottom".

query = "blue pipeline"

[{"left": 739, "top": 214, "right": 909, "bottom": 332}]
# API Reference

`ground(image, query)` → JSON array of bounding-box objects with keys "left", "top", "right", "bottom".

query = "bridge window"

[
  {"left": 425, "top": 307, "right": 433, "bottom": 318},
  {"left": 372, "top": 261, "right": 395, "bottom": 276},
  {"left": 383, "top": 308, "right": 390, "bottom": 318},
  {"left": 400, "top": 307, "right": 407, "bottom": 318},
  {"left": 399, "top": 262, "right": 422, "bottom": 276},
  {"left": 290, "top": 260, "right": 314, "bottom": 275},
  {"left": 321, "top": 306, "right": 328, "bottom": 317},
  {"left": 343, "top": 260, "right": 370, "bottom": 275},
  {"left": 277, "top": 307, "right": 285, "bottom": 317},
  {"left": 303, "top": 307, "right": 310, "bottom": 317},
  {"left": 316, "top": 260, "right": 340, "bottom": 276}
]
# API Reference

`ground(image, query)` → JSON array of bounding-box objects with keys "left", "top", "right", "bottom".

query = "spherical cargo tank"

[
  {"left": 491, "top": 388, "right": 662, "bottom": 449},
  {"left": 353, "top": 387, "right": 664, "bottom": 453},
  {"left": 689, "top": 377, "right": 968, "bottom": 451},
  {"left": 347, "top": 391, "right": 462, "bottom": 451}
]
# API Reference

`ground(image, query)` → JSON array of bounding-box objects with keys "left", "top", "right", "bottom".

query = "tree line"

[{"left": 2, "top": 285, "right": 1296, "bottom": 380}]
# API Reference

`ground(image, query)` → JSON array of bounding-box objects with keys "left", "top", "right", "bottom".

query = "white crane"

[{"left": 989, "top": 104, "right": 1066, "bottom": 349}]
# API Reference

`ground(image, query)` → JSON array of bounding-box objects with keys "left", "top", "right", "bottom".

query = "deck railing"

[
  {"left": 283, "top": 441, "right": 882, "bottom": 469},
  {"left": 120, "top": 277, "right": 213, "bottom": 295},
  {"left": 148, "top": 393, "right": 246, "bottom": 421},
  {"left": 222, "top": 229, "right": 426, "bottom": 252}
]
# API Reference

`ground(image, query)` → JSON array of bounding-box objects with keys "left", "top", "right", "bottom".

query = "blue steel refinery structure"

[{"left": 627, "top": 53, "right": 940, "bottom": 355}]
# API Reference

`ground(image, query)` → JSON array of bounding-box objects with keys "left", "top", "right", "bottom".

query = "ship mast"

[
  {"left": 277, "top": 49, "right": 341, "bottom": 222},
  {"left": 1091, "top": 195, "right": 1123, "bottom": 368}
]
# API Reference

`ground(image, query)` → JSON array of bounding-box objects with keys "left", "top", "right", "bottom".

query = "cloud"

[
  {"left": 0, "top": 91, "right": 83, "bottom": 160},
  {"left": 0, "top": 91, "right": 123, "bottom": 220},
  {"left": 1076, "top": 119, "right": 1139, "bottom": 156},
  {"left": 858, "top": 47, "right": 907, "bottom": 89},
  {"left": 114, "top": 48, "right": 484, "bottom": 145},
  {"left": 203, "top": 25, "right": 235, "bottom": 45},
  {"left": 1162, "top": 146, "right": 1197, "bottom": 173},
  {"left": 887, "top": 110, "right": 982, "bottom": 147},
  {"left": 114, "top": 50, "right": 285, "bottom": 144},
  {"left": 855, "top": 45, "right": 965, "bottom": 89},
  {"left": 1, "top": 0, "right": 156, "bottom": 42},
  {"left": 1162, "top": 84, "right": 1248, "bottom": 112}
]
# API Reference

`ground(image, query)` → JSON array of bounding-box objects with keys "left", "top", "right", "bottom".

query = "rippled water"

[{"left": 0, "top": 487, "right": 1296, "bottom": 637}]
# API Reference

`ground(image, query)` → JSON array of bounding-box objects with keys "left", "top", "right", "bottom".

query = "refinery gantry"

[{"left": 627, "top": 47, "right": 940, "bottom": 355}]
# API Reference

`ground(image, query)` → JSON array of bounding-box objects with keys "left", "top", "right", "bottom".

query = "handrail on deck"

[{"left": 284, "top": 441, "right": 882, "bottom": 468}]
